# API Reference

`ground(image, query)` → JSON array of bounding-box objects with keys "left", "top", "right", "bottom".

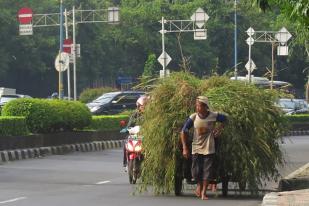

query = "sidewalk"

[{"left": 262, "top": 163, "right": 309, "bottom": 206}]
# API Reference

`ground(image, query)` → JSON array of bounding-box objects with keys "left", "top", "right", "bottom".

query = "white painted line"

[
  {"left": 0, "top": 197, "right": 27, "bottom": 204},
  {"left": 95, "top": 180, "right": 111, "bottom": 185}
]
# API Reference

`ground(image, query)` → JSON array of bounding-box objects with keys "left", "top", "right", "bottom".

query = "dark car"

[
  {"left": 86, "top": 91, "right": 145, "bottom": 115},
  {"left": 0, "top": 94, "right": 32, "bottom": 108}
]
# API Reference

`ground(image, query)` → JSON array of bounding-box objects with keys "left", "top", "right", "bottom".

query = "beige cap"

[{"left": 197, "top": 96, "right": 209, "bottom": 108}]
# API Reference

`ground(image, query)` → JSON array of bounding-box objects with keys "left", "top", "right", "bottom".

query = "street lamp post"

[
  {"left": 158, "top": 8, "right": 209, "bottom": 78},
  {"left": 245, "top": 27, "right": 292, "bottom": 88}
]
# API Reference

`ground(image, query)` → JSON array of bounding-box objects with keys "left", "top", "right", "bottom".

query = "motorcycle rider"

[{"left": 123, "top": 95, "right": 149, "bottom": 171}]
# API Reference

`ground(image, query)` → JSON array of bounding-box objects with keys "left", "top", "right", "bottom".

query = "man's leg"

[
  {"left": 201, "top": 180, "right": 209, "bottom": 200},
  {"left": 201, "top": 154, "right": 214, "bottom": 200},
  {"left": 195, "top": 181, "right": 202, "bottom": 197}
]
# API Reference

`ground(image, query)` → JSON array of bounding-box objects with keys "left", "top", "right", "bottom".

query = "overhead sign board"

[
  {"left": 18, "top": 7, "right": 33, "bottom": 24},
  {"left": 55, "top": 52, "right": 70, "bottom": 72},
  {"left": 191, "top": 7, "right": 209, "bottom": 29},
  {"left": 275, "top": 27, "right": 292, "bottom": 44},
  {"left": 194, "top": 29, "right": 207, "bottom": 40},
  {"left": 19, "top": 24, "right": 33, "bottom": 35},
  {"left": 63, "top": 38, "right": 73, "bottom": 54},
  {"left": 246, "top": 27, "right": 255, "bottom": 36},
  {"left": 245, "top": 59, "right": 256, "bottom": 72},
  {"left": 277, "top": 46, "right": 289, "bottom": 56},
  {"left": 157, "top": 51, "right": 172, "bottom": 67},
  {"left": 246, "top": 37, "right": 254, "bottom": 45}
]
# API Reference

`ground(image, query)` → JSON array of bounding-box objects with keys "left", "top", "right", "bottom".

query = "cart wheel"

[
  {"left": 174, "top": 175, "right": 183, "bottom": 196},
  {"left": 222, "top": 178, "right": 229, "bottom": 197}
]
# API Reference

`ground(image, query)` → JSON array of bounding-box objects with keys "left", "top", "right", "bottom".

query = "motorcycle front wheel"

[{"left": 128, "top": 159, "right": 134, "bottom": 184}]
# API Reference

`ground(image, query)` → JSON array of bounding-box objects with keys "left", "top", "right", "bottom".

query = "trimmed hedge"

[
  {"left": 88, "top": 115, "right": 129, "bottom": 131},
  {"left": 286, "top": 114, "right": 309, "bottom": 123},
  {"left": 0, "top": 116, "right": 29, "bottom": 136},
  {"left": 1, "top": 98, "right": 92, "bottom": 133}
]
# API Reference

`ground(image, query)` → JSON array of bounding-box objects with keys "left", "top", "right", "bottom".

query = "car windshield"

[
  {"left": 0, "top": 97, "right": 18, "bottom": 103},
  {"left": 92, "top": 92, "right": 119, "bottom": 104},
  {"left": 278, "top": 100, "right": 295, "bottom": 109}
]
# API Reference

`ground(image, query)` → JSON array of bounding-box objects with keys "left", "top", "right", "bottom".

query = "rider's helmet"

[{"left": 136, "top": 95, "right": 149, "bottom": 107}]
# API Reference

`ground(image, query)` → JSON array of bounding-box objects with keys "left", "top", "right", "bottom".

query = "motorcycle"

[{"left": 124, "top": 126, "right": 143, "bottom": 184}]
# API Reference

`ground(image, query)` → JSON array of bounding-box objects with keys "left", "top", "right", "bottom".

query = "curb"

[
  {"left": 278, "top": 163, "right": 309, "bottom": 192},
  {"left": 262, "top": 189, "right": 309, "bottom": 206},
  {"left": 262, "top": 163, "right": 309, "bottom": 206},
  {"left": 0, "top": 139, "right": 124, "bottom": 164},
  {"left": 286, "top": 130, "right": 309, "bottom": 136}
]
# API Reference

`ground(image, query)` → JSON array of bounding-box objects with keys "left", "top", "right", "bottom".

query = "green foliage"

[
  {"left": 0, "top": 0, "right": 307, "bottom": 98},
  {"left": 79, "top": 87, "right": 118, "bottom": 103},
  {"left": 142, "top": 53, "right": 157, "bottom": 77},
  {"left": 1, "top": 98, "right": 91, "bottom": 133},
  {"left": 88, "top": 115, "right": 129, "bottom": 131},
  {"left": 286, "top": 114, "right": 309, "bottom": 123},
  {"left": 255, "top": 0, "right": 309, "bottom": 43},
  {"left": 138, "top": 72, "right": 286, "bottom": 194},
  {"left": 0, "top": 116, "right": 29, "bottom": 136}
]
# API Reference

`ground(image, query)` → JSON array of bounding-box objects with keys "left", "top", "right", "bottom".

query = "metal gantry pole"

[
  {"left": 161, "top": 16, "right": 166, "bottom": 77},
  {"left": 234, "top": 0, "right": 238, "bottom": 80},
  {"left": 64, "top": 8, "right": 71, "bottom": 100},
  {"left": 271, "top": 42, "right": 275, "bottom": 89},
  {"left": 72, "top": 6, "right": 77, "bottom": 101},
  {"left": 248, "top": 39, "right": 252, "bottom": 83},
  {"left": 59, "top": 0, "right": 64, "bottom": 99}
]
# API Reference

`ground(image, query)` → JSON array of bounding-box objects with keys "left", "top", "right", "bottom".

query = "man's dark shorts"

[{"left": 191, "top": 153, "right": 214, "bottom": 181}]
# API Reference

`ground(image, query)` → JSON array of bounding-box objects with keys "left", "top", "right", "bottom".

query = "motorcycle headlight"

[{"left": 135, "top": 145, "right": 142, "bottom": 152}]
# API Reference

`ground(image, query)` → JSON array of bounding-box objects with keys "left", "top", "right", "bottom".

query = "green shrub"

[
  {"left": 88, "top": 115, "right": 129, "bottom": 131},
  {"left": 1, "top": 98, "right": 91, "bottom": 133},
  {"left": 286, "top": 114, "right": 309, "bottom": 123},
  {"left": 79, "top": 87, "right": 117, "bottom": 103},
  {"left": 0, "top": 116, "right": 29, "bottom": 136}
]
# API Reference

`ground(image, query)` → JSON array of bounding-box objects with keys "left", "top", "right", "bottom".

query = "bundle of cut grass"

[{"left": 138, "top": 72, "right": 287, "bottom": 194}]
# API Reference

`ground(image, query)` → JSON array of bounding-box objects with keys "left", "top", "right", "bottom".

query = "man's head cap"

[{"left": 197, "top": 96, "right": 209, "bottom": 108}]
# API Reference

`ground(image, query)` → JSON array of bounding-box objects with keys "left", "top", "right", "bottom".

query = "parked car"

[
  {"left": 293, "top": 99, "right": 309, "bottom": 114},
  {"left": 86, "top": 91, "right": 145, "bottom": 115},
  {"left": 277, "top": 98, "right": 309, "bottom": 115},
  {"left": 0, "top": 94, "right": 32, "bottom": 108}
]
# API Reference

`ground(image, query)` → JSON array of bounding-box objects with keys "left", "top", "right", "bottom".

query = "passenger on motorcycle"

[
  {"left": 123, "top": 95, "right": 149, "bottom": 171},
  {"left": 180, "top": 96, "right": 227, "bottom": 200}
]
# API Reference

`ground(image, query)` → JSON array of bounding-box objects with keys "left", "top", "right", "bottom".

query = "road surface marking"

[
  {"left": 0, "top": 197, "right": 27, "bottom": 204},
  {"left": 96, "top": 180, "right": 111, "bottom": 185}
]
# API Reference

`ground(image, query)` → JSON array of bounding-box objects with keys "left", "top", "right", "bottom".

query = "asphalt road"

[{"left": 0, "top": 135, "right": 308, "bottom": 206}]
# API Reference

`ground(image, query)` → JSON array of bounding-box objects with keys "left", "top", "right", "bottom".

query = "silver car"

[{"left": 277, "top": 98, "right": 309, "bottom": 115}]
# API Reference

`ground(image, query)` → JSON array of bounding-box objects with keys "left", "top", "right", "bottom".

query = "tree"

[{"left": 142, "top": 53, "right": 157, "bottom": 77}]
